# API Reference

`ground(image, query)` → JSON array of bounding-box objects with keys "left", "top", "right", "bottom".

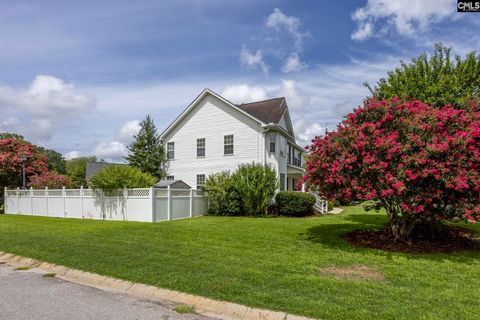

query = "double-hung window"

[
  {"left": 224, "top": 135, "right": 234, "bottom": 155},
  {"left": 196, "top": 174, "right": 205, "bottom": 189},
  {"left": 167, "top": 142, "right": 175, "bottom": 160},
  {"left": 197, "top": 138, "right": 205, "bottom": 157},
  {"left": 270, "top": 133, "right": 276, "bottom": 153}
]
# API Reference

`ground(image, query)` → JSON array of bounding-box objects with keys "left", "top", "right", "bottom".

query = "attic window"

[{"left": 166, "top": 175, "right": 174, "bottom": 181}]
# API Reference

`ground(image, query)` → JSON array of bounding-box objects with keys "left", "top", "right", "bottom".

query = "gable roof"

[
  {"left": 160, "top": 88, "right": 266, "bottom": 140},
  {"left": 237, "top": 97, "right": 286, "bottom": 124},
  {"left": 85, "top": 162, "right": 126, "bottom": 181},
  {"left": 153, "top": 180, "right": 191, "bottom": 189}
]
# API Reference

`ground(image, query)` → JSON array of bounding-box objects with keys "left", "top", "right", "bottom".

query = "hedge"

[{"left": 275, "top": 191, "right": 316, "bottom": 217}]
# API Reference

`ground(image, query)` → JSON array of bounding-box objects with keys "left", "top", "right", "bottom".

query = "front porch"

[{"left": 285, "top": 164, "right": 304, "bottom": 191}]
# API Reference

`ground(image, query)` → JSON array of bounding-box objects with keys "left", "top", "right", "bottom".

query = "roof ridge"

[{"left": 237, "top": 96, "right": 285, "bottom": 106}]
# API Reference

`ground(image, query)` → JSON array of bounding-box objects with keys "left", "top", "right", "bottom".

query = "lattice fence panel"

[
  {"left": 171, "top": 189, "right": 190, "bottom": 197},
  {"left": 127, "top": 189, "right": 150, "bottom": 197},
  {"left": 193, "top": 190, "right": 205, "bottom": 197},
  {"left": 154, "top": 189, "right": 168, "bottom": 198},
  {"left": 48, "top": 190, "right": 63, "bottom": 196},
  {"left": 65, "top": 189, "right": 81, "bottom": 197},
  {"left": 32, "top": 190, "right": 45, "bottom": 196}
]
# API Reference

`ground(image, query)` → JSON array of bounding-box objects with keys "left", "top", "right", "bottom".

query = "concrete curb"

[{"left": 0, "top": 251, "right": 316, "bottom": 320}]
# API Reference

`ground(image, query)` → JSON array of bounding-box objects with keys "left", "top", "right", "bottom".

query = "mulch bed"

[{"left": 345, "top": 225, "right": 480, "bottom": 254}]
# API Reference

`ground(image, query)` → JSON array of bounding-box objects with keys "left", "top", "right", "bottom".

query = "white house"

[{"left": 159, "top": 89, "right": 306, "bottom": 191}]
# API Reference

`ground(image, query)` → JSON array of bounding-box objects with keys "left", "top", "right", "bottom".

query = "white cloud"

[
  {"left": 0, "top": 117, "right": 52, "bottom": 141},
  {"left": 282, "top": 53, "right": 307, "bottom": 73},
  {"left": 266, "top": 8, "right": 307, "bottom": 50},
  {"left": 92, "top": 141, "right": 128, "bottom": 162},
  {"left": 294, "top": 120, "right": 325, "bottom": 147},
  {"left": 351, "top": 0, "right": 454, "bottom": 41},
  {"left": 240, "top": 47, "right": 269, "bottom": 76},
  {"left": 222, "top": 84, "right": 268, "bottom": 104},
  {"left": 278, "top": 79, "right": 310, "bottom": 110},
  {"left": 0, "top": 75, "right": 95, "bottom": 143},
  {"left": 116, "top": 120, "right": 140, "bottom": 143},
  {"left": 64, "top": 151, "right": 82, "bottom": 160},
  {"left": 0, "top": 75, "right": 95, "bottom": 117}
]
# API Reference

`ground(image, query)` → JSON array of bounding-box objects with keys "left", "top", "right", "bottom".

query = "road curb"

[{"left": 0, "top": 251, "right": 316, "bottom": 320}]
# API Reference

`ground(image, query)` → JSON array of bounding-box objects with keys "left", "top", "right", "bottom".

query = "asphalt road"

[{"left": 0, "top": 263, "right": 214, "bottom": 320}]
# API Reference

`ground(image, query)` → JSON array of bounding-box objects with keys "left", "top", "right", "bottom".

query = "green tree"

[
  {"left": 37, "top": 147, "right": 67, "bottom": 174},
  {"left": 66, "top": 156, "right": 97, "bottom": 187},
  {"left": 0, "top": 132, "right": 26, "bottom": 140},
  {"left": 366, "top": 43, "right": 480, "bottom": 108},
  {"left": 125, "top": 115, "right": 165, "bottom": 179},
  {"left": 89, "top": 165, "right": 156, "bottom": 192}
]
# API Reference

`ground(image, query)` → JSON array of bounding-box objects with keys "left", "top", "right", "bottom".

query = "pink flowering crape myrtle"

[{"left": 304, "top": 98, "right": 480, "bottom": 241}]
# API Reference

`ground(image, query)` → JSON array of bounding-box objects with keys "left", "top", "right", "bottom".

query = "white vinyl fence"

[{"left": 4, "top": 187, "right": 208, "bottom": 222}]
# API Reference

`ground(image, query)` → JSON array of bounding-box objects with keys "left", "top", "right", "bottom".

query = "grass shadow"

[{"left": 305, "top": 211, "right": 480, "bottom": 262}]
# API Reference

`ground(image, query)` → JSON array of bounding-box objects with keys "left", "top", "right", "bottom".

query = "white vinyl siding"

[{"left": 163, "top": 94, "right": 264, "bottom": 188}]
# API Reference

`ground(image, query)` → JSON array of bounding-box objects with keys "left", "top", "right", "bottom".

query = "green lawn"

[{"left": 0, "top": 207, "right": 479, "bottom": 320}]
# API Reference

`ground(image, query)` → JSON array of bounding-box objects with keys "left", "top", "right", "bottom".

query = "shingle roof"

[
  {"left": 85, "top": 162, "right": 126, "bottom": 181},
  {"left": 153, "top": 180, "right": 191, "bottom": 189},
  {"left": 237, "top": 97, "right": 286, "bottom": 124}
]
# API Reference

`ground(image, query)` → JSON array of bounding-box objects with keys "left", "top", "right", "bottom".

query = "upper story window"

[
  {"left": 166, "top": 142, "right": 175, "bottom": 160},
  {"left": 196, "top": 174, "right": 205, "bottom": 189},
  {"left": 197, "top": 138, "right": 205, "bottom": 157},
  {"left": 166, "top": 175, "right": 174, "bottom": 181},
  {"left": 269, "top": 133, "right": 276, "bottom": 153},
  {"left": 279, "top": 136, "right": 285, "bottom": 157},
  {"left": 224, "top": 135, "right": 234, "bottom": 155}
]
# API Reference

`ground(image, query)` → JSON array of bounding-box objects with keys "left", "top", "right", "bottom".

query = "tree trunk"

[{"left": 383, "top": 201, "right": 416, "bottom": 242}]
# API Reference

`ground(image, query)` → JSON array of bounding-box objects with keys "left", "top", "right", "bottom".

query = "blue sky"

[{"left": 0, "top": 0, "right": 478, "bottom": 161}]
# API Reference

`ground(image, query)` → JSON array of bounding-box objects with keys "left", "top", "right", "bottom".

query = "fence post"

[
  {"left": 149, "top": 187, "right": 155, "bottom": 222},
  {"left": 45, "top": 187, "right": 49, "bottom": 217},
  {"left": 80, "top": 186, "right": 84, "bottom": 218},
  {"left": 62, "top": 186, "right": 66, "bottom": 217},
  {"left": 189, "top": 189, "right": 193, "bottom": 218},
  {"left": 167, "top": 185, "right": 172, "bottom": 221},
  {"left": 16, "top": 187, "right": 20, "bottom": 214},
  {"left": 3, "top": 187, "right": 6, "bottom": 214},
  {"left": 30, "top": 187, "right": 33, "bottom": 215}
]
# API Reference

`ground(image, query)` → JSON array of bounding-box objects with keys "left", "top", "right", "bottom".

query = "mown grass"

[{"left": 0, "top": 207, "right": 479, "bottom": 320}]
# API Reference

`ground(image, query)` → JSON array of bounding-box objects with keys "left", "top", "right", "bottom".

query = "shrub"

[
  {"left": 28, "top": 172, "right": 72, "bottom": 189},
  {"left": 89, "top": 165, "right": 156, "bottom": 192},
  {"left": 327, "top": 199, "right": 334, "bottom": 211},
  {"left": 203, "top": 171, "right": 242, "bottom": 216},
  {"left": 203, "top": 163, "right": 278, "bottom": 216},
  {"left": 275, "top": 192, "right": 316, "bottom": 217},
  {"left": 230, "top": 163, "right": 278, "bottom": 216}
]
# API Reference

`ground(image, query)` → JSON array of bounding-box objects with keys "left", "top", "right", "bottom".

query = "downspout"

[{"left": 261, "top": 125, "right": 269, "bottom": 166}]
